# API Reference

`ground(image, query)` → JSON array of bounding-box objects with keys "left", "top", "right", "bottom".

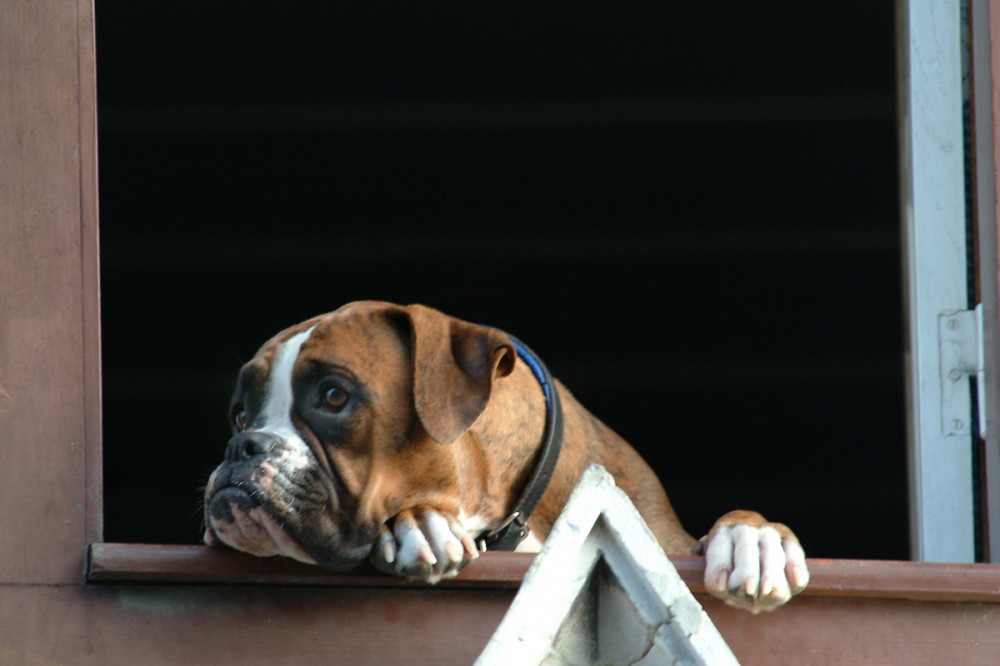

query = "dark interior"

[{"left": 97, "top": 3, "right": 906, "bottom": 559}]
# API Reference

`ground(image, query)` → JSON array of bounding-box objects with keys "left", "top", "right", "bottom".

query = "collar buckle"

[{"left": 479, "top": 511, "right": 529, "bottom": 552}]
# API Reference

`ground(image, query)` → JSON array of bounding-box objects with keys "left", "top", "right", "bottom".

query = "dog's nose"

[{"left": 226, "top": 431, "right": 283, "bottom": 462}]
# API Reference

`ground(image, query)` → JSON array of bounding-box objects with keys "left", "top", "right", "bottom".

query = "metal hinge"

[{"left": 939, "top": 305, "right": 986, "bottom": 437}]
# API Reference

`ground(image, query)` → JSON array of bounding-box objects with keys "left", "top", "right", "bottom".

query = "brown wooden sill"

[
  {"left": 87, "top": 543, "right": 529, "bottom": 589},
  {"left": 87, "top": 543, "right": 1000, "bottom": 602}
]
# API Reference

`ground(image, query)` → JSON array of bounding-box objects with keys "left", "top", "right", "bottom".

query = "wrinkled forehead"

[
  {"left": 234, "top": 315, "right": 329, "bottom": 389},
  {"left": 252, "top": 314, "right": 329, "bottom": 360},
  {"left": 296, "top": 309, "right": 411, "bottom": 375},
  {"left": 246, "top": 303, "right": 407, "bottom": 378}
]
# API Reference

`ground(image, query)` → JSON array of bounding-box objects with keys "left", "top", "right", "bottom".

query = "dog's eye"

[
  {"left": 321, "top": 385, "right": 349, "bottom": 413},
  {"left": 233, "top": 406, "right": 248, "bottom": 431}
]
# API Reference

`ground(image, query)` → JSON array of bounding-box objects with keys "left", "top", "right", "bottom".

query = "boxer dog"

[{"left": 203, "top": 301, "right": 808, "bottom": 612}]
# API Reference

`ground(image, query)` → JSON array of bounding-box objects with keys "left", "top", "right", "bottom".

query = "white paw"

[
  {"left": 369, "top": 508, "right": 480, "bottom": 583},
  {"left": 703, "top": 523, "right": 809, "bottom": 613}
]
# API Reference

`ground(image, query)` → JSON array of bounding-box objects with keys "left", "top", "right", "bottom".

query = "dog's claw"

[
  {"left": 417, "top": 542, "right": 437, "bottom": 566},
  {"left": 376, "top": 525, "right": 396, "bottom": 565},
  {"left": 700, "top": 511, "right": 808, "bottom": 613},
  {"left": 369, "top": 507, "right": 477, "bottom": 583},
  {"left": 444, "top": 539, "right": 464, "bottom": 563}
]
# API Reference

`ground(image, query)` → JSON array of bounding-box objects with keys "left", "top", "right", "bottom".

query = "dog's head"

[{"left": 202, "top": 301, "right": 515, "bottom": 569}]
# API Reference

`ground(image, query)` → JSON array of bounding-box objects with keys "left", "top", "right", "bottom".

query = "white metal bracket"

[{"left": 939, "top": 305, "right": 986, "bottom": 437}]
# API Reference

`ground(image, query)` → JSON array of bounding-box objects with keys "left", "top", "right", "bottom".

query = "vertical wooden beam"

[
  {"left": 78, "top": 0, "right": 103, "bottom": 550},
  {"left": 0, "top": 1, "right": 100, "bottom": 583}
]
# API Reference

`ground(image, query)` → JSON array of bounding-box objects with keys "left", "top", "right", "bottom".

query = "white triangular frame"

[{"left": 476, "top": 465, "right": 739, "bottom": 666}]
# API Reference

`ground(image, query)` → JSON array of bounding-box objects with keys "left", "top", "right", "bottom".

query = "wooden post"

[{"left": 0, "top": 0, "right": 101, "bottom": 585}]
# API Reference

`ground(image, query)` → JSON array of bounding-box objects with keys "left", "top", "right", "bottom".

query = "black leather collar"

[{"left": 478, "top": 334, "right": 564, "bottom": 551}]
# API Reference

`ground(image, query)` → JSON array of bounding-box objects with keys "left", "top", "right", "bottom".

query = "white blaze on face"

[
  {"left": 230, "top": 325, "right": 320, "bottom": 563},
  {"left": 205, "top": 326, "right": 326, "bottom": 564},
  {"left": 254, "top": 326, "right": 316, "bottom": 435}
]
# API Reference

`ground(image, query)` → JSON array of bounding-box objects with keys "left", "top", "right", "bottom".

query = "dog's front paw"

[
  {"left": 369, "top": 507, "right": 480, "bottom": 583},
  {"left": 695, "top": 510, "right": 809, "bottom": 614}
]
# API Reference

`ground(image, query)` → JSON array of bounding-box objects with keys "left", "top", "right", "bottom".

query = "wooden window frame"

[
  {"left": 0, "top": 0, "right": 995, "bottom": 581},
  {"left": 79, "top": 0, "right": 1000, "bottom": 577},
  {"left": 7, "top": 1, "right": 1000, "bottom": 661}
]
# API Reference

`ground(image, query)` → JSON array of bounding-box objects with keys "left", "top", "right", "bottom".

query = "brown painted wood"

[
  {"left": 780, "top": 557, "right": 1000, "bottom": 602},
  {"left": 0, "top": 584, "right": 517, "bottom": 665},
  {"left": 2, "top": 579, "right": 999, "bottom": 665},
  {"left": 89, "top": 544, "right": 1000, "bottom": 603},
  {"left": 82, "top": 547, "right": 1000, "bottom": 661},
  {"left": 0, "top": 0, "right": 99, "bottom": 585},
  {"left": 88, "top": 543, "right": 530, "bottom": 588},
  {"left": 703, "top": 594, "right": 1000, "bottom": 665},
  {"left": 77, "top": 0, "right": 104, "bottom": 548},
  {"left": 3, "top": 1, "right": 1000, "bottom": 662}
]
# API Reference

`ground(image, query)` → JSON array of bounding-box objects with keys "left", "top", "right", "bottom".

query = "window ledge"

[
  {"left": 87, "top": 543, "right": 1000, "bottom": 602},
  {"left": 87, "top": 543, "right": 528, "bottom": 588}
]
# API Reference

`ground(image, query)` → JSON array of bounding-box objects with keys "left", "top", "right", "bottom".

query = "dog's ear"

[{"left": 402, "top": 304, "right": 516, "bottom": 444}]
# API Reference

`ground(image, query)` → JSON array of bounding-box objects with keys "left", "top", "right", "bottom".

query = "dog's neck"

[{"left": 476, "top": 336, "right": 563, "bottom": 550}]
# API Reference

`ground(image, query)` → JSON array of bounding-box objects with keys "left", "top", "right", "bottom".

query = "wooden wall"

[{"left": 2, "top": 2, "right": 1000, "bottom": 664}]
